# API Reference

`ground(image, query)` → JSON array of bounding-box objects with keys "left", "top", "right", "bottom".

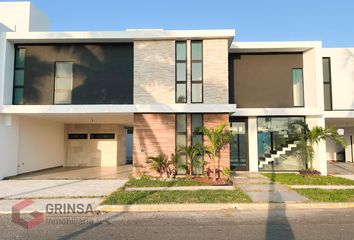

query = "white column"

[
  {"left": 248, "top": 116, "right": 258, "bottom": 172},
  {"left": 0, "top": 114, "right": 20, "bottom": 179},
  {"left": 306, "top": 116, "right": 327, "bottom": 175}
]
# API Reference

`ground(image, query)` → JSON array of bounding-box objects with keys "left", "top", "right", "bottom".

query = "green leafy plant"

[
  {"left": 146, "top": 153, "right": 171, "bottom": 179},
  {"left": 177, "top": 143, "right": 204, "bottom": 177},
  {"left": 221, "top": 167, "right": 231, "bottom": 183},
  {"left": 170, "top": 153, "right": 181, "bottom": 178},
  {"left": 196, "top": 123, "right": 232, "bottom": 182},
  {"left": 291, "top": 120, "right": 346, "bottom": 171}
]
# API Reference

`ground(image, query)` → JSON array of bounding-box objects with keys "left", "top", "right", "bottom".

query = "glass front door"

[{"left": 230, "top": 117, "right": 249, "bottom": 171}]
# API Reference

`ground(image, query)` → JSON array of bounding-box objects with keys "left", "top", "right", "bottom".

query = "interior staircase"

[{"left": 258, "top": 142, "right": 298, "bottom": 169}]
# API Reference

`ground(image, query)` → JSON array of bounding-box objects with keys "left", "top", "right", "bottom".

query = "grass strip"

[
  {"left": 125, "top": 178, "right": 209, "bottom": 188},
  {"left": 294, "top": 189, "right": 354, "bottom": 202},
  {"left": 102, "top": 189, "right": 251, "bottom": 205},
  {"left": 262, "top": 173, "right": 354, "bottom": 185}
]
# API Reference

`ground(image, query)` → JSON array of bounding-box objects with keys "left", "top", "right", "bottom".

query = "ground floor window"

[
  {"left": 257, "top": 116, "right": 305, "bottom": 171},
  {"left": 191, "top": 114, "right": 203, "bottom": 174},
  {"left": 175, "top": 113, "right": 204, "bottom": 175}
]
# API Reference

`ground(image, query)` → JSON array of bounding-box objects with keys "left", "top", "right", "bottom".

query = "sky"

[{"left": 2, "top": 0, "right": 354, "bottom": 47}]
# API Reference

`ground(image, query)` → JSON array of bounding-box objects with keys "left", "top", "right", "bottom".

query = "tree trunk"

[{"left": 213, "top": 155, "right": 216, "bottom": 182}]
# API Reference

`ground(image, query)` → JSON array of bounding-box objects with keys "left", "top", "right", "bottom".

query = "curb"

[
  {"left": 97, "top": 202, "right": 354, "bottom": 212},
  {"left": 125, "top": 186, "right": 234, "bottom": 191}
]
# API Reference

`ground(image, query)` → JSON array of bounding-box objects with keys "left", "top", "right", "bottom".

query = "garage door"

[{"left": 66, "top": 132, "right": 117, "bottom": 167}]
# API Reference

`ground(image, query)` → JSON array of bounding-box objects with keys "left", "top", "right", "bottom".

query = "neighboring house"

[{"left": 0, "top": 2, "right": 353, "bottom": 179}]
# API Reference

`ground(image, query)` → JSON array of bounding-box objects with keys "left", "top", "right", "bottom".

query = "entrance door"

[{"left": 230, "top": 117, "right": 249, "bottom": 171}]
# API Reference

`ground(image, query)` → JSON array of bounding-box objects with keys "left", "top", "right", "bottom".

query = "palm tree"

[
  {"left": 196, "top": 123, "right": 232, "bottom": 182},
  {"left": 146, "top": 154, "right": 171, "bottom": 179},
  {"left": 170, "top": 153, "right": 181, "bottom": 177},
  {"left": 291, "top": 120, "right": 346, "bottom": 171},
  {"left": 177, "top": 144, "right": 204, "bottom": 176}
]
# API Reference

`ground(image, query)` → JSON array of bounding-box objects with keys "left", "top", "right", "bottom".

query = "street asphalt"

[{"left": 0, "top": 208, "right": 354, "bottom": 240}]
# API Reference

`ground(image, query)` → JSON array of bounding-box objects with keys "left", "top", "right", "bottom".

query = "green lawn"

[
  {"left": 124, "top": 178, "right": 209, "bottom": 188},
  {"left": 294, "top": 189, "right": 354, "bottom": 202},
  {"left": 102, "top": 189, "right": 251, "bottom": 205},
  {"left": 262, "top": 173, "right": 354, "bottom": 185}
]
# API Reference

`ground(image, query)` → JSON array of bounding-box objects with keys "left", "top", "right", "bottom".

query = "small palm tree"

[
  {"left": 292, "top": 121, "right": 346, "bottom": 171},
  {"left": 177, "top": 144, "right": 204, "bottom": 176},
  {"left": 170, "top": 153, "right": 181, "bottom": 177},
  {"left": 196, "top": 123, "right": 232, "bottom": 182},
  {"left": 146, "top": 153, "right": 170, "bottom": 179}
]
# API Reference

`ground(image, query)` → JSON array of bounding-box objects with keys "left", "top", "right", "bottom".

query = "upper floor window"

[
  {"left": 54, "top": 62, "right": 73, "bottom": 104},
  {"left": 191, "top": 41, "right": 203, "bottom": 103},
  {"left": 13, "top": 48, "right": 26, "bottom": 105},
  {"left": 175, "top": 42, "right": 187, "bottom": 103},
  {"left": 292, "top": 68, "right": 304, "bottom": 107},
  {"left": 322, "top": 57, "right": 332, "bottom": 111}
]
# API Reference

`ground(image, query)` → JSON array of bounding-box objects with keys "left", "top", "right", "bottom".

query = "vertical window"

[
  {"left": 176, "top": 114, "right": 187, "bottom": 174},
  {"left": 175, "top": 42, "right": 187, "bottom": 103},
  {"left": 191, "top": 114, "right": 203, "bottom": 145},
  {"left": 191, "top": 41, "right": 203, "bottom": 103},
  {"left": 13, "top": 48, "right": 26, "bottom": 105},
  {"left": 176, "top": 114, "right": 187, "bottom": 147},
  {"left": 322, "top": 57, "right": 332, "bottom": 111},
  {"left": 191, "top": 114, "right": 203, "bottom": 174},
  {"left": 54, "top": 62, "right": 73, "bottom": 104},
  {"left": 292, "top": 68, "right": 304, "bottom": 107}
]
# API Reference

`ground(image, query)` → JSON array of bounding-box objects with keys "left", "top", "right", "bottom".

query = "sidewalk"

[{"left": 234, "top": 173, "right": 309, "bottom": 203}]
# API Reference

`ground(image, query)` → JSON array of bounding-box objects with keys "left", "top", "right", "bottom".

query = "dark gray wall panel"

[
  {"left": 229, "top": 53, "right": 303, "bottom": 108},
  {"left": 18, "top": 43, "right": 133, "bottom": 104}
]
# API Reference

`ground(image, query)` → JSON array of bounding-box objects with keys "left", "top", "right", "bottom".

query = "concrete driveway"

[
  {"left": 328, "top": 162, "right": 354, "bottom": 175},
  {"left": 0, "top": 179, "right": 126, "bottom": 199}
]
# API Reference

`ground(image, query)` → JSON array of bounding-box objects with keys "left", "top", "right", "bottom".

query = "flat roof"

[
  {"left": 230, "top": 41, "right": 322, "bottom": 53},
  {"left": 5, "top": 29, "right": 235, "bottom": 44}
]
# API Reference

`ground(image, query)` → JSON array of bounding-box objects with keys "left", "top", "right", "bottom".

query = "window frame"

[
  {"left": 322, "top": 57, "right": 333, "bottom": 111},
  {"left": 68, "top": 133, "right": 88, "bottom": 140},
  {"left": 175, "top": 41, "right": 187, "bottom": 103},
  {"left": 12, "top": 47, "right": 26, "bottom": 105},
  {"left": 190, "top": 40, "right": 203, "bottom": 103},
  {"left": 54, "top": 61, "right": 74, "bottom": 105},
  {"left": 191, "top": 113, "right": 204, "bottom": 145},
  {"left": 90, "top": 133, "right": 115, "bottom": 140},
  {"left": 292, "top": 68, "right": 305, "bottom": 107},
  {"left": 175, "top": 113, "right": 187, "bottom": 147}
]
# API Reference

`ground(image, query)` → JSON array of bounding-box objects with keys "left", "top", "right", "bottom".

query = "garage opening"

[{"left": 66, "top": 124, "right": 131, "bottom": 167}]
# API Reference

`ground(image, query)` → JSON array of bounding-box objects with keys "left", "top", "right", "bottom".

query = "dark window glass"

[
  {"left": 176, "top": 114, "right": 187, "bottom": 133},
  {"left": 176, "top": 114, "right": 187, "bottom": 174},
  {"left": 323, "top": 58, "right": 331, "bottom": 83},
  {"left": 90, "top": 133, "right": 115, "bottom": 139},
  {"left": 15, "top": 48, "right": 26, "bottom": 68},
  {"left": 176, "top": 42, "right": 187, "bottom": 103},
  {"left": 13, "top": 88, "right": 24, "bottom": 105},
  {"left": 13, "top": 48, "right": 26, "bottom": 105},
  {"left": 126, "top": 128, "right": 133, "bottom": 134},
  {"left": 14, "top": 69, "right": 24, "bottom": 86},
  {"left": 68, "top": 133, "right": 88, "bottom": 139},
  {"left": 322, "top": 57, "right": 332, "bottom": 110},
  {"left": 191, "top": 114, "right": 203, "bottom": 175},
  {"left": 191, "top": 41, "right": 203, "bottom": 103}
]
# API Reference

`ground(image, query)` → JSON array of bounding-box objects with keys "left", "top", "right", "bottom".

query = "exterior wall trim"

[{"left": 0, "top": 104, "right": 237, "bottom": 114}]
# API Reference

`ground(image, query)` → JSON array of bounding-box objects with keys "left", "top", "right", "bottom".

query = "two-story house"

[{"left": 0, "top": 2, "right": 353, "bottom": 179}]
